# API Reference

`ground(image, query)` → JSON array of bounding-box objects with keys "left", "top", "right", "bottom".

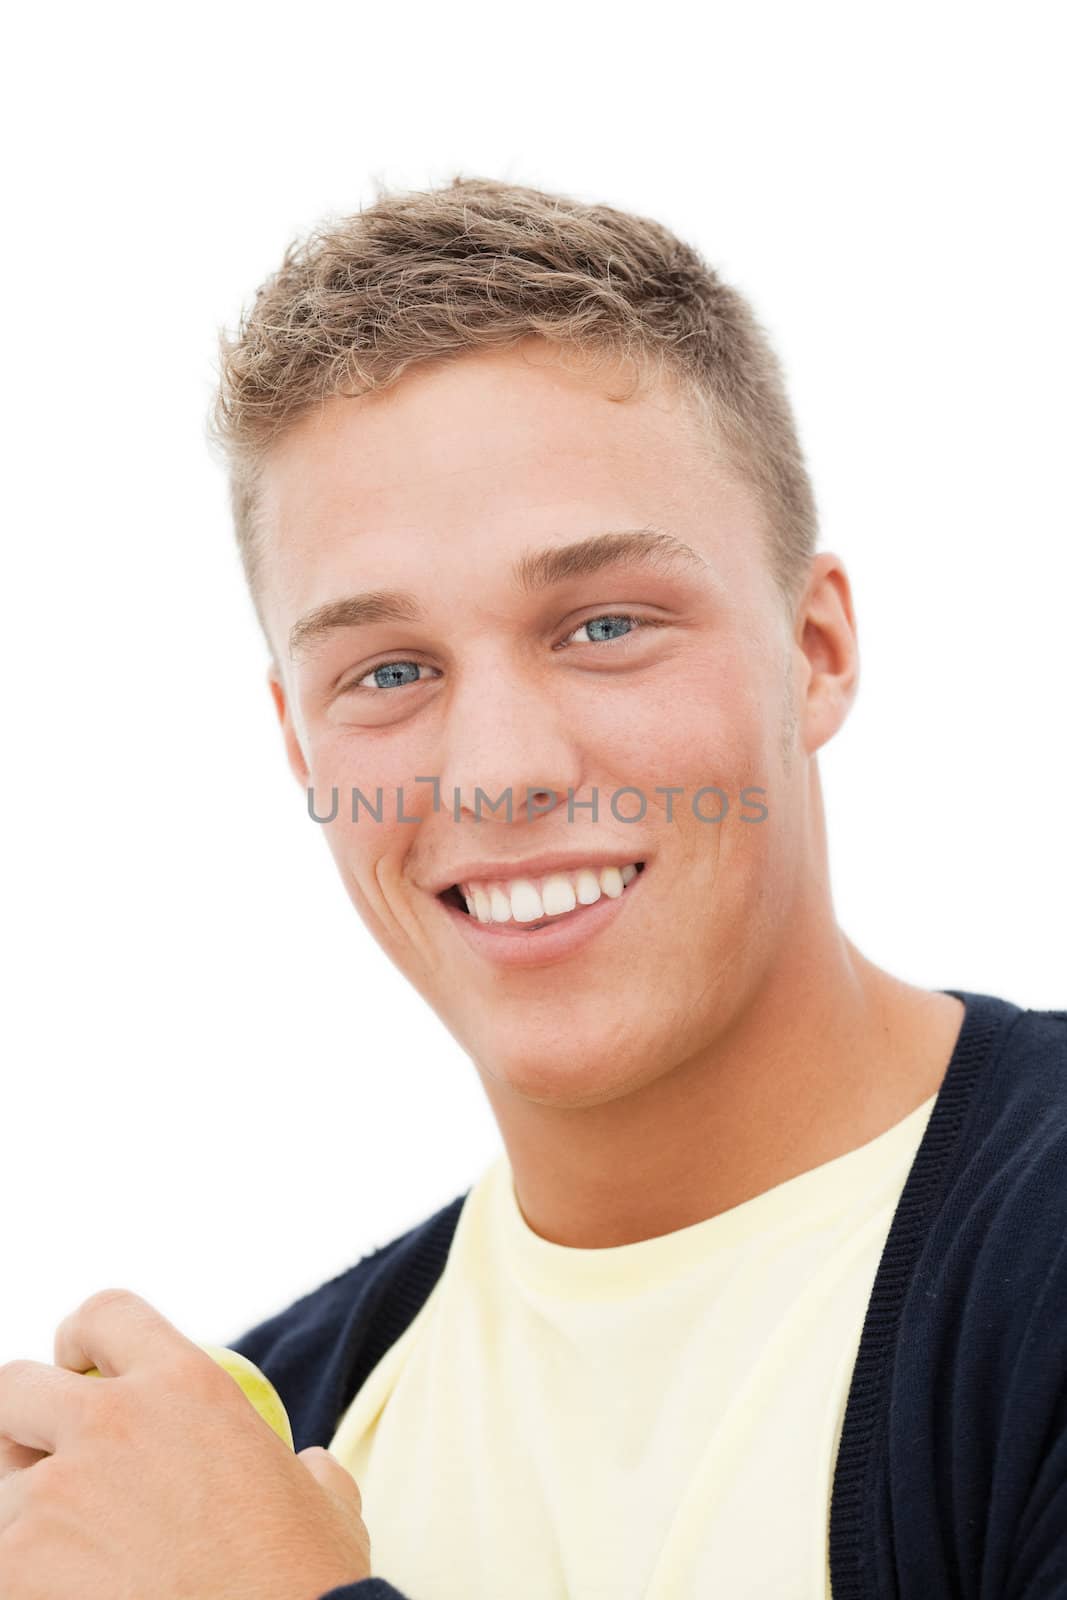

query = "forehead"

[{"left": 255, "top": 344, "right": 767, "bottom": 649}]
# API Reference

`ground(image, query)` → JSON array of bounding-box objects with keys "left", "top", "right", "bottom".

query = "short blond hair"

[{"left": 209, "top": 175, "right": 817, "bottom": 632}]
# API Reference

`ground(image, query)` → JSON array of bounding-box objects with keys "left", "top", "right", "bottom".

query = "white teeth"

[
  {"left": 508, "top": 879, "right": 544, "bottom": 922},
  {"left": 489, "top": 885, "right": 512, "bottom": 922},
  {"left": 575, "top": 868, "right": 602, "bottom": 905},
  {"left": 454, "top": 861, "right": 643, "bottom": 927},
  {"left": 541, "top": 873, "right": 578, "bottom": 915},
  {"left": 599, "top": 865, "right": 624, "bottom": 898},
  {"left": 472, "top": 885, "right": 493, "bottom": 923}
]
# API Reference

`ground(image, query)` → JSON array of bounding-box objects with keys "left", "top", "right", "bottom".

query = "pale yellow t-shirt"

[{"left": 329, "top": 1092, "right": 938, "bottom": 1600}]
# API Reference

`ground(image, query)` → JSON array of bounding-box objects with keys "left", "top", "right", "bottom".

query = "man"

[{"left": 0, "top": 177, "right": 1063, "bottom": 1599}]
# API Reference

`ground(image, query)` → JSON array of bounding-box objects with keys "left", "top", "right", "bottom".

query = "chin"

[{"left": 481, "top": 1041, "right": 655, "bottom": 1110}]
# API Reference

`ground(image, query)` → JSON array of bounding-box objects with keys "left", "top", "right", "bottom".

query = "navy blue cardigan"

[{"left": 229, "top": 990, "right": 1067, "bottom": 1599}]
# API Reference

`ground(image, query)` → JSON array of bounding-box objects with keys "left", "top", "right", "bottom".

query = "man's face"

[{"left": 258, "top": 342, "right": 814, "bottom": 1109}]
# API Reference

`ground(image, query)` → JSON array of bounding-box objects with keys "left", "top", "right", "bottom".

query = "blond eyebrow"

[{"left": 287, "top": 525, "right": 708, "bottom": 661}]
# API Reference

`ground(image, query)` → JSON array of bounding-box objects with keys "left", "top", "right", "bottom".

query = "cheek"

[
  {"left": 309, "top": 746, "right": 437, "bottom": 931},
  {"left": 599, "top": 658, "right": 774, "bottom": 796},
  {"left": 306, "top": 722, "right": 422, "bottom": 788},
  {"left": 319, "top": 804, "right": 413, "bottom": 894},
  {"left": 304, "top": 724, "right": 439, "bottom": 843},
  {"left": 301, "top": 735, "right": 406, "bottom": 892}
]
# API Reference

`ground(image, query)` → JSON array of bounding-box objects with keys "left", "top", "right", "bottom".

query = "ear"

[
  {"left": 268, "top": 665, "right": 311, "bottom": 788},
  {"left": 794, "top": 552, "right": 860, "bottom": 756}
]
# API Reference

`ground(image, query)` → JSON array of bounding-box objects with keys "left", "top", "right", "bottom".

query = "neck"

[{"left": 478, "top": 910, "right": 964, "bottom": 1250}]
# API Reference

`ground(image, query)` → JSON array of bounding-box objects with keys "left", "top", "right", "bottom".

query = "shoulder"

[
  {"left": 999, "top": 997, "right": 1067, "bottom": 1065},
  {"left": 975, "top": 995, "right": 1067, "bottom": 1152},
  {"left": 944, "top": 989, "right": 1067, "bottom": 1145},
  {"left": 916, "top": 992, "right": 1067, "bottom": 1225},
  {"left": 905, "top": 994, "right": 1067, "bottom": 1357}
]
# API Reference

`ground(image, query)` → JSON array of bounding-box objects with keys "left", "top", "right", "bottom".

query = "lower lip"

[{"left": 434, "top": 867, "right": 647, "bottom": 969}]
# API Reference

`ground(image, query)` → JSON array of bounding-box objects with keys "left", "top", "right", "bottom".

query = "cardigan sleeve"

[
  {"left": 1004, "top": 1384, "right": 1067, "bottom": 1595},
  {"left": 1000, "top": 1228, "right": 1067, "bottom": 1596}
]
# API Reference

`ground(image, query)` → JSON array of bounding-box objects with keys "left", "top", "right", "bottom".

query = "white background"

[{"left": 3, "top": 2, "right": 1064, "bottom": 1364}]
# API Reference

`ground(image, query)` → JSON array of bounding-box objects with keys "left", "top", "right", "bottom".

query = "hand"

[{"left": 0, "top": 1287, "right": 372, "bottom": 1599}]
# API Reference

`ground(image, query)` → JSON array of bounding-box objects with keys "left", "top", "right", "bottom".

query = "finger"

[
  {"left": 299, "top": 1446, "right": 364, "bottom": 1510},
  {"left": 0, "top": 1360, "right": 87, "bottom": 1455},
  {"left": 299, "top": 1448, "right": 371, "bottom": 1565},
  {"left": 53, "top": 1287, "right": 199, "bottom": 1380}
]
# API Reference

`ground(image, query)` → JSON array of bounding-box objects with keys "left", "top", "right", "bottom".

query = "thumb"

[{"left": 298, "top": 1445, "right": 364, "bottom": 1509}]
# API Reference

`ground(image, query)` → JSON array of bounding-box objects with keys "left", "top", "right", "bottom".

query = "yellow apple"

[{"left": 82, "top": 1343, "right": 295, "bottom": 1450}]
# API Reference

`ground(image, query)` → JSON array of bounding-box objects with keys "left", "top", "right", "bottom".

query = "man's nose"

[{"left": 434, "top": 665, "right": 583, "bottom": 826}]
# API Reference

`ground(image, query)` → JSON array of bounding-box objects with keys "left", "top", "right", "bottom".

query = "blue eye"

[
  {"left": 342, "top": 613, "right": 658, "bottom": 694},
  {"left": 563, "top": 613, "right": 652, "bottom": 647},
  {"left": 350, "top": 660, "right": 438, "bottom": 693}
]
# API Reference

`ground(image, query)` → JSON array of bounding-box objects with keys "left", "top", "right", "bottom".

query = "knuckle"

[
  {"left": 129, "top": 1353, "right": 218, "bottom": 1421},
  {"left": 76, "top": 1377, "right": 129, "bottom": 1442},
  {"left": 175, "top": 1349, "right": 222, "bottom": 1397},
  {"left": 80, "top": 1285, "right": 138, "bottom": 1315}
]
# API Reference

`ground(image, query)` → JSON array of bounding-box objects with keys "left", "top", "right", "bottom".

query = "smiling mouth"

[{"left": 437, "top": 862, "right": 646, "bottom": 930}]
